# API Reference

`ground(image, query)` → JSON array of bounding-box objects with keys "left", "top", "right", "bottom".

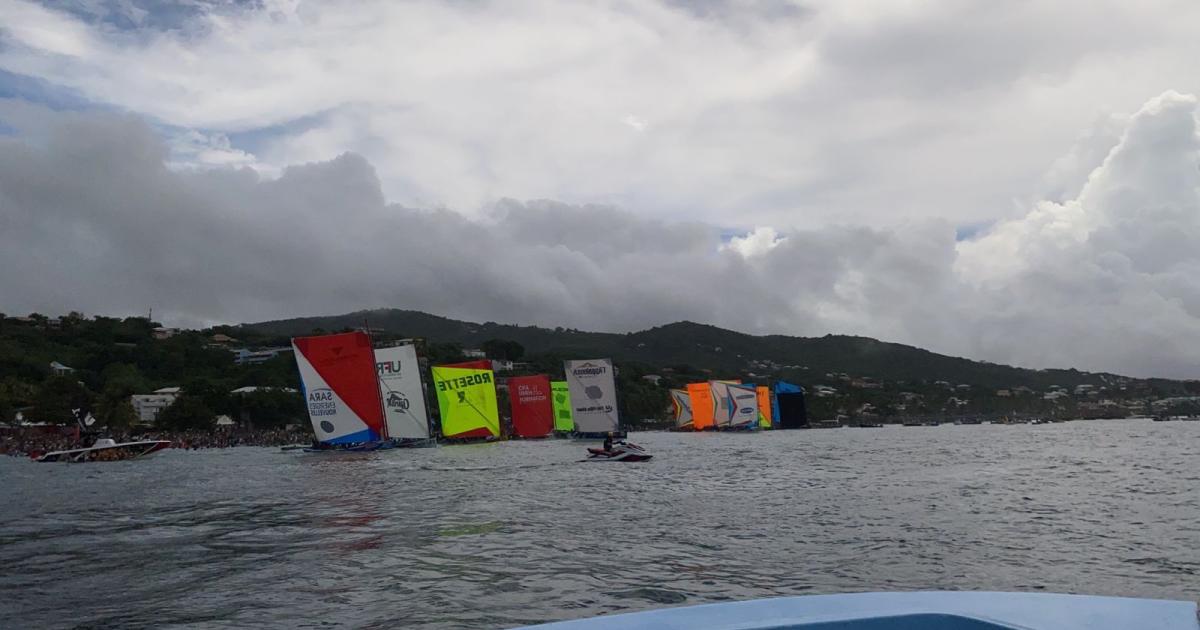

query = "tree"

[
  {"left": 0, "top": 396, "right": 13, "bottom": 425},
  {"left": 99, "top": 363, "right": 148, "bottom": 399},
  {"left": 233, "top": 389, "right": 304, "bottom": 429},
  {"left": 155, "top": 393, "right": 215, "bottom": 431},
  {"left": 481, "top": 339, "right": 524, "bottom": 361},
  {"left": 96, "top": 397, "right": 138, "bottom": 430},
  {"left": 28, "top": 376, "right": 94, "bottom": 425}
]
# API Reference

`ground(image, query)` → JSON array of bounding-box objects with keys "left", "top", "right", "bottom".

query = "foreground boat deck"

[{"left": 513, "top": 592, "right": 1199, "bottom": 630}]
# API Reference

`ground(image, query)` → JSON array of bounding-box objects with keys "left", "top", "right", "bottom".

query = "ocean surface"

[{"left": 2, "top": 419, "right": 1198, "bottom": 629}]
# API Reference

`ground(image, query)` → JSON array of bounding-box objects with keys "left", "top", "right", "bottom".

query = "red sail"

[
  {"left": 508, "top": 374, "right": 554, "bottom": 438},
  {"left": 293, "top": 331, "right": 386, "bottom": 439}
]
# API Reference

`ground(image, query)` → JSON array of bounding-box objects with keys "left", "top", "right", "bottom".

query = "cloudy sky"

[{"left": 2, "top": 0, "right": 1200, "bottom": 378}]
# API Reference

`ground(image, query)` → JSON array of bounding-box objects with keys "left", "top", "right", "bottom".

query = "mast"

[
  {"left": 364, "top": 316, "right": 389, "bottom": 441},
  {"left": 416, "top": 343, "right": 436, "bottom": 442}
]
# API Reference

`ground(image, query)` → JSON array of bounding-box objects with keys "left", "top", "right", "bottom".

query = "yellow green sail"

[
  {"left": 432, "top": 365, "right": 500, "bottom": 438},
  {"left": 551, "top": 380, "right": 574, "bottom": 431}
]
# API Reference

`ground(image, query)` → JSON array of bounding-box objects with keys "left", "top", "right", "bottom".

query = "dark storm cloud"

[{"left": 4, "top": 96, "right": 1200, "bottom": 379}]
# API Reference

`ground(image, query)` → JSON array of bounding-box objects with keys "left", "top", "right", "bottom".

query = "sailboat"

[
  {"left": 670, "top": 388, "right": 694, "bottom": 431},
  {"left": 292, "top": 331, "right": 392, "bottom": 451},
  {"left": 431, "top": 360, "right": 501, "bottom": 441},
  {"left": 564, "top": 358, "right": 625, "bottom": 440},
  {"left": 508, "top": 375, "right": 555, "bottom": 438},
  {"left": 551, "top": 380, "right": 574, "bottom": 435},
  {"left": 374, "top": 344, "right": 436, "bottom": 447},
  {"left": 687, "top": 382, "right": 716, "bottom": 431},
  {"left": 721, "top": 383, "right": 760, "bottom": 430},
  {"left": 708, "top": 380, "right": 758, "bottom": 431}
]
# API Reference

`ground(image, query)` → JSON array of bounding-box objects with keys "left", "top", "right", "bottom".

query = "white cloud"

[
  {"left": 3, "top": 2, "right": 1200, "bottom": 377},
  {"left": 4, "top": 0, "right": 1199, "bottom": 228},
  {"left": 721, "top": 227, "right": 786, "bottom": 257},
  {"left": 3, "top": 90, "right": 1200, "bottom": 378}
]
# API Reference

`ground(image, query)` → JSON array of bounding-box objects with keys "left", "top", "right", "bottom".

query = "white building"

[
  {"left": 813, "top": 385, "right": 838, "bottom": 397},
  {"left": 130, "top": 387, "right": 181, "bottom": 424},
  {"left": 50, "top": 361, "right": 75, "bottom": 376},
  {"left": 230, "top": 386, "right": 298, "bottom": 395},
  {"left": 231, "top": 347, "right": 291, "bottom": 365}
]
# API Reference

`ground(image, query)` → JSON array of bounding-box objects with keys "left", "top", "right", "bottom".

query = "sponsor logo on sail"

[
  {"left": 308, "top": 388, "right": 337, "bottom": 417},
  {"left": 436, "top": 372, "right": 493, "bottom": 390},
  {"left": 386, "top": 391, "right": 409, "bottom": 411},
  {"left": 571, "top": 362, "right": 607, "bottom": 378},
  {"left": 377, "top": 359, "right": 402, "bottom": 375}
]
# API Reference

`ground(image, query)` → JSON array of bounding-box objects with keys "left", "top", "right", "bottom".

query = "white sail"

[
  {"left": 564, "top": 358, "right": 619, "bottom": 434},
  {"left": 374, "top": 344, "right": 430, "bottom": 439},
  {"left": 710, "top": 381, "right": 735, "bottom": 427},
  {"left": 727, "top": 383, "right": 759, "bottom": 428},
  {"left": 671, "top": 389, "right": 693, "bottom": 428}
]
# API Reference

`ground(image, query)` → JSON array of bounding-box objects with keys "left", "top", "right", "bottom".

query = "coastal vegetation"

[{"left": 2, "top": 309, "right": 1198, "bottom": 434}]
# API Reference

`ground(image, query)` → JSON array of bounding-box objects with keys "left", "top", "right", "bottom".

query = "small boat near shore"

[{"left": 35, "top": 438, "right": 171, "bottom": 463}]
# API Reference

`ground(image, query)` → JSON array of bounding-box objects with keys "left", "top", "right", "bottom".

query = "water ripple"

[{"left": 1, "top": 421, "right": 1199, "bottom": 628}]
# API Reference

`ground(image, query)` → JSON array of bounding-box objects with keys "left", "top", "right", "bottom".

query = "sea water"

[{"left": 2, "top": 420, "right": 1197, "bottom": 628}]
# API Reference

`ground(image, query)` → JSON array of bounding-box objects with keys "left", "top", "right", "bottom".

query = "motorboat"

[
  {"left": 510, "top": 591, "right": 1198, "bottom": 629},
  {"left": 585, "top": 441, "right": 652, "bottom": 462},
  {"left": 36, "top": 437, "right": 171, "bottom": 463}
]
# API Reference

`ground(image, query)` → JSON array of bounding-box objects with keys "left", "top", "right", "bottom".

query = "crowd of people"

[{"left": 0, "top": 426, "right": 313, "bottom": 458}]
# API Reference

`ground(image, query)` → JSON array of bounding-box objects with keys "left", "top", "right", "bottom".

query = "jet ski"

[{"left": 585, "top": 441, "right": 652, "bottom": 462}]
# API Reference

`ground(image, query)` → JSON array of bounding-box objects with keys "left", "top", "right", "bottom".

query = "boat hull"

[
  {"left": 511, "top": 592, "right": 1199, "bottom": 629},
  {"left": 36, "top": 440, "right": 171, "bottom": 463},
  {"left": 584, "top": 446, "right": 652, "bottom": 462}
]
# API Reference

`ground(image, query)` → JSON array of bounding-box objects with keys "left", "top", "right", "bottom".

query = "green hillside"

[{"left": 244, "top": 309, "right": 1129, "bottom": 390}]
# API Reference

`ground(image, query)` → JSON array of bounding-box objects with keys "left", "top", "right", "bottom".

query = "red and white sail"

[{"left": 292, "top": 331, "right": 387, "bottom": 444}]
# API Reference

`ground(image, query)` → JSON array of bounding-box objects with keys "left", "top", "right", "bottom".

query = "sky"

[{"left": 2, "top": 0, "right": 1200, "bottom": 378}]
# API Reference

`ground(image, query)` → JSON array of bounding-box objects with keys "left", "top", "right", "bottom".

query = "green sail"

[
  {"left": 550, "top": 380, "right": 574, "bottom": 432},
  {"left": 432, "top": 365, "right": 500, "bottom": 438}
]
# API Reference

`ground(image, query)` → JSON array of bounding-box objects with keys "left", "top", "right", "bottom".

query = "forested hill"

[{"left": 245, "top": 309, "right": 1135, "bottom": 391}]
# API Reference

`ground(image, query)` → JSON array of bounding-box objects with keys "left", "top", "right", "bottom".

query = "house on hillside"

[
  {"left": 231, "top": 347, "right": 291, "bottom": 365},
  {"left": 230, "top": 386, "right": 298, "bottom": 395},
  {"left": 131, "top": 387, "right": 182, "bottom": 424},
  {"left": 50, "top": 361, "right": 75, "bottom": 376},
  {"left": 209, "top": 333, "right": 237, "bottom": 345}
]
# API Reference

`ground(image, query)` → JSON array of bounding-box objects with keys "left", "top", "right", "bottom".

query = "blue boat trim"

[
  {"left": 511, "top": 592, "right": 1199, "bottom": 630},
  {"left": 322, "top": 428, "right": 379, "bottom": 445}
]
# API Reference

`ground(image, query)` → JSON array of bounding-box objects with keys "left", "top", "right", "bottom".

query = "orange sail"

[
  {"left": 756, "top": 386, "right": 773, "bottom": 429},
  {"left": 687, "top": 382, "right": 715, "bottom": 430}
]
